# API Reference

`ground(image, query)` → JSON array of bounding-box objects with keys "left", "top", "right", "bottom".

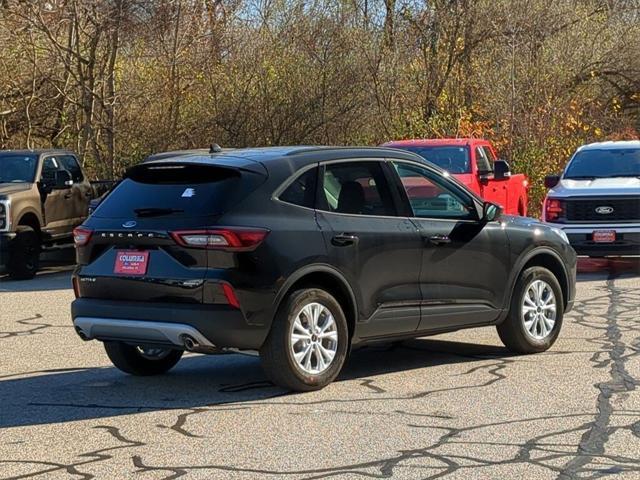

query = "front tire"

[
  {"left": 104, "top": 342, "right": 183, "bottom": 376},
  {"left": 260, "top": 288, "right": 349, "bottom": 392},
  {"left": 497, "top": 266, "right": 564, "bottom": 354},
  {"left": 7, "top": 227, "right": 41, "bottom": 280}
]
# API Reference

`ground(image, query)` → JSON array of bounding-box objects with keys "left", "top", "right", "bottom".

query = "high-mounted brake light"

[
  {"left": 544, "top": 198, "right": 565, "bottom": 222},
  {"left": 73, "top": 226, "right": 93, "bottom": 246},
  {"left": 170, "top": 228, "right": 269, "bottom": 251}
]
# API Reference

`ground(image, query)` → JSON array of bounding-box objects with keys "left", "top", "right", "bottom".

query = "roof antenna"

[{"left": 209, "top": 143, "right": 222, "bottom": 153}]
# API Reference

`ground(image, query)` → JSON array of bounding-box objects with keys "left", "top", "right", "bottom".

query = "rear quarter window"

[
  {"left": 278, "top": 167, "right": 318, "bottom": 208},
  {"left": 93, "top": 164, "right": 266, "bottom": 218}
]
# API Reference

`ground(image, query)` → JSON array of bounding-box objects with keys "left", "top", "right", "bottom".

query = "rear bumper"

[
  {"left": 555, "top": 223, "right": 640, "bottom": 257},
  {"left": 71, "top": 298, "right": 269, "bottom": 350}
]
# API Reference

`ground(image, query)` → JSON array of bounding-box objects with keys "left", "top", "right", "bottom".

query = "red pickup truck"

[{"left": 384, "top": 138, "right": 529, "bottom": 216}]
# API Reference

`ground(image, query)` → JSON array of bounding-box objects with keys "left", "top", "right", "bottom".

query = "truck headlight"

[
  {"left": 551, "top": 227, "right": 569, "bottom": 244},
  {"left": 0, "top": 200, "right": 9, "bottom": 231}
]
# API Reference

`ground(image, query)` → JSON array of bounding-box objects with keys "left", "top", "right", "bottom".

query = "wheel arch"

[
  {"left": 17, "top": 211, "right": 42, "bottom": 236},
  {"left": 510, "top": 248, "right": 569, "bottom": 310},
  {"left": 272, "top": 264, "right": 359, "bottom": 341}
]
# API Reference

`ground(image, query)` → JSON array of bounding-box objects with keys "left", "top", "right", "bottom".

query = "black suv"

[{"left": 72, "top": 147, "right": 576, "bottom": 391}]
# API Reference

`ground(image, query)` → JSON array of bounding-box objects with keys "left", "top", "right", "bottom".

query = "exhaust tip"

[
  {"left": 75, "top": 326, "right": 89, "bottom": 341},
  {"left": 181, "top": 334, "right": 199, "bottom": 352}
]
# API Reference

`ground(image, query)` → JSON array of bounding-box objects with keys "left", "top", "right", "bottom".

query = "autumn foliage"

[{"left": 0, "top": 0, "right": 638, "bottom": 215}]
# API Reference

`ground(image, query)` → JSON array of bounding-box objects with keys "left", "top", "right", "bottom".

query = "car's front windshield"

[
  {"left": 0, "top": 154, "right": 38, "bottom": 183},
  {"left": 564, "top": 149, "right": 640, "bottom": 179},
  {"left": 394, "top": 146, "right": 471, "bottom": 174}
]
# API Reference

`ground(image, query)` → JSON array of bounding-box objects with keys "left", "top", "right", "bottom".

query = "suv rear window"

[{"left": 93, "top": 163, "right": 265, "bottom": 218}]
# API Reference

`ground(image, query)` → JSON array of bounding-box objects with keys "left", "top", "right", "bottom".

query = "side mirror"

[
  {"left": 482, "top": 201, "right": 503, "bottom": 222},
  {"left": 54, "top": 170, "right": 73, "bottom": 189},
  {"left": 493, "top": 160, "right": 511, "bottom": 180},
  {"left": 544, "top": 174, "right": 560, "bottom": 189}
]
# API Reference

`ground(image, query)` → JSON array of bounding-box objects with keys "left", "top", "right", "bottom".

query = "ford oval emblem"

[
  {"left": 595, "top": 206, "right": 614, "bottom": 215},
  {"left": 122, "top": 220, "right": 137, "bottom": 228}
]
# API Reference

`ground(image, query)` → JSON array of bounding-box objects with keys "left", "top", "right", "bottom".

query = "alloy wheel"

[
  {"left": 521, "top": 279, "right": 557, "bottom": 340},
  {"left": 289, "top": 302, "right": 338, "bottom": 375}
]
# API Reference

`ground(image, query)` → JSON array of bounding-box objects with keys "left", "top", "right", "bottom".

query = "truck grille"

[{"left": 565, "top": 197, "right": 640, "bottom": 223}]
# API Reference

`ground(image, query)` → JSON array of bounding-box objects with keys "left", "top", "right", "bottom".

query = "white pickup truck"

[{"left": 542, "top": 141, "right": 640, "bottom": 257}]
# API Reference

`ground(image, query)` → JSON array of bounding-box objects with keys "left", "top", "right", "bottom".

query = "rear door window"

[
  {"left": 93, "top": 163, "right": 265, "bottom": 219},
  {"left": 318, "top": 161, "right": 396, "bottom": 216}
]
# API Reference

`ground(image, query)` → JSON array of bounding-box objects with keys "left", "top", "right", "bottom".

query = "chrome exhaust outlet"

[
  {"left": 75, "top": 326, "right": 90, "bottom": 341},
  {"left": 181, "top": 334, "right": 199, "bottom": 351},
  {"left": 180, "top": 334, "right": 219, "bottom": 354}
]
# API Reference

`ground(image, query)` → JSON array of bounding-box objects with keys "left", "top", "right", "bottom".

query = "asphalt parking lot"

[{"left": 1, "top": 253, "right": 639, "bottom": 479}]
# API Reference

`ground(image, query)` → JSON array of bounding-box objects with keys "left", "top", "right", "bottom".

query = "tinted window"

[
  {"left": 565, "top": 149, "right": 640, "bottom": 178},
  {"left": 94, "top": 164, "right": 266, "bottom": 219},
  {"left": 392, "top": 162, "right": 476, "bottom": 220},
  {"left": 279, "top": 167, "right": 318, "bottom": 208},
  {"left": 394, "top": 146, "right": 470, "bottom": 174},
  {"left": 41, "top": 157, "right": 60, "bottom": 181},
  {"left": 59, "top": 155, "right": 84, "bottom": 182},
  {"left": 0, "top": 154, "right": 38, "bottom": 183},
  {"left": 475, "top": 147, "right": 492, "bottom": 173},
  {"left": 320, "top": 161, "right": 396, "bottom": 216}
]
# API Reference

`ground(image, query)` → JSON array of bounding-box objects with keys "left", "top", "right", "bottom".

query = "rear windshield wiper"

[
  {"left": 564, "top": 175, "right": 597, "bottom": 180},
  {"left": 134, "top": 207, "right": 184, "bottom": 217},
  {"left": 604, "top": 173, "right": 640, "bottom": 178}
]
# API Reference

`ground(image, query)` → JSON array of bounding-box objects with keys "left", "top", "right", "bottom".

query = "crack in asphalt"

[
  {"left": 0, "top": 426, "right": 145, "bottom": 480},
  {"left": 557, "top": 276, "right": 640, "bottom": 479},
  {"left": 1, "top": 272, "right": 638, "bottom": 479}
]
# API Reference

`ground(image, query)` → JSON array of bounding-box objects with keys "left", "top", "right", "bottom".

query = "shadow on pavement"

[
  {"left": 0, "top": 337, "right": 514, "bottom": 429},
  {"left": 0, "top": 248, "right": 75, "bottom": 292}
]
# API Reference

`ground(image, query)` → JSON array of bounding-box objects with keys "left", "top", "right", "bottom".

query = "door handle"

[
  {"left": 427, "top": 234, "right": 451, "bottom": 245},
  {"left": 331, "top": 233, "right": 359, "bottom": 247}
]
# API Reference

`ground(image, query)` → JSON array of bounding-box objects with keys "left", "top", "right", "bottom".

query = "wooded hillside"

[{"left": 1, "top": 0, "right": 638, "bottom": 212}]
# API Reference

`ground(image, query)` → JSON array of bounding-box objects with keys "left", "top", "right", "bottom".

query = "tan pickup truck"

[{"left": 0, "top": 150, "right": 98, "bottom": 279}]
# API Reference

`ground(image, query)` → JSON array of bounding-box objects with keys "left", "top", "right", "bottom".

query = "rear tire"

[
  {"left": 497, "top": 266, "right": 563, "bottom": 354},
  {"left": 104, "top": 342, "right": 183, "bottom": 376},
  {"left": 7, "top": 227, "right": 40, "bottom": 280},
  {"left": 260, "top": 288, "right": 349, "bottom": 392}
]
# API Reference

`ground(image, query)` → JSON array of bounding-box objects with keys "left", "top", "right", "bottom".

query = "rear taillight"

[
  {"left": 73, "top": 226, "right": 93, "bottom": 246},
  {"left": 170, "top": 227, "right": 269, "bottom": 251},
  {"left": 544, "top": 198, "right": 565, "bottom": 222}
]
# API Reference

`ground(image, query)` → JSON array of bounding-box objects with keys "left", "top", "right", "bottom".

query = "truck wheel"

[
  {"left": 104, "top": 341, "right": 183, "bottom": 376},
  {"left": 497, "top": 266, "right": 564, "bottom": 354},
  {"left": 7, "top": 227, "right": 41, "bottom": 280},
  {"left": 260, "top": 288, "right": 349, "bottom": 392}
]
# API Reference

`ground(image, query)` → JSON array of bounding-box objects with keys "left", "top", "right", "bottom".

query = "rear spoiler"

[{"left": 126, "top": 158, "right": 268, "bottom": 180}]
